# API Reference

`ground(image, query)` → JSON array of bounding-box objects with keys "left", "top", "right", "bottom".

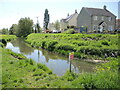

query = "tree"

[
  {"left": 9, "top": 24, "right": 18, "bottom": 35},
  {"left": 54, "top": 20, "right": 60, "bottom": 30},
  {"left": 44, "top": 9, "right": 49, "bottom": 30},
  {"left": 1, "top": 28, "right": 8, "bottom": 34},
  {"left": 36, "top": 23, "right": 40, "bottom": 33},
  {"left": 17, "top": 17, "right": 33, "bottom": 37}
]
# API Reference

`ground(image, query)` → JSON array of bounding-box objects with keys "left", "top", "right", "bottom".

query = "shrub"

[{"left": 63, "top": 29, "right": 75, "bottom": 34}]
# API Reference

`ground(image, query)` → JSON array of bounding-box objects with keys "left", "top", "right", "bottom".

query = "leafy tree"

[
  {"left": 44, "top": 9, "right": 49, "bottom": 30},
  {"left": 1, "top": 28, "right": 8, "bottom": 34},
  {"left": 36, "top": 23, "right": 41, "bottom": 33},
  {"left": 9, "top": 24, "right": 18, "bottom": 35},
  {"left": 54, "top": 20, "right": 60, "bottom": 30},
  {"left": 17, "top": 17, "right": 33, "bottom": 37}
]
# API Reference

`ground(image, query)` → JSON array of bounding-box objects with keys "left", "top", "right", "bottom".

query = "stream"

[{"left": 5, "top": 38, "right": 97, "bottom": 76}]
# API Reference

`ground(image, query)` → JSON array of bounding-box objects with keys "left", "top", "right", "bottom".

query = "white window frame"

[
  {"left": 102, "top": 16, "right": 104, "bottom": 21},
  {"left": 108, "top": 17, "right": 112, "bottom": 21},
  {"left": 94, "top": 16, "right": 97, "bottom": 20},
  {"left": 108, "top": 26, "right": 113, "bottom": 31}
]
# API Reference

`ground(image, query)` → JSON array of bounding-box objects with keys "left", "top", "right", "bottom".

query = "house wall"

[
  {"left": 92, "top": 15, "right": 116, "bottom": 31},
  {"left": 77, "top": 8, "right": 91, "bottom": 32},
  {"left": 48, "top": 23, "right": 55, "bottom": 30},
  {"left": 68, "top": 13, "right": 78, "bottom": 27},
  {"left": 116, "top": 19, "right": 120, "bottom": 29},
  {"left": 60, "top": 21, "right": 68, "bottom": 31}
]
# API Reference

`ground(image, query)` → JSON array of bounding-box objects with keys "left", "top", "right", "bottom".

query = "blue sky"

[{"left": 0, "top": 0, "right": 119, "bottom": 29}]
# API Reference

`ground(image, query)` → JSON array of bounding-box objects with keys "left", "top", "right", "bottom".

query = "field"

[
  {"left": 1, "top": 34, "right": 119, "bottom": 88},
  {"left": 26, "top": 33, "right": 119, "bottom": 60}
]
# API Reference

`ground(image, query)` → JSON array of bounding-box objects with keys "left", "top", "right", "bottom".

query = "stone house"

[
  {"left": 77, "top": 6, "right": 116, "bottom": 33},
  {"left": 60, "top": 10, "right": 78, "bottom": 31},
  {"left": 48, "top": 23, "right": 55, "bottom": 31},
  {"left": 116, "top": 19, "right": 120, "bottom": 30}
]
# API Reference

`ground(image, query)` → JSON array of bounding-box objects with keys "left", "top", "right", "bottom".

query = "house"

[
  {"left": 116, "top": 19, "right": 120, "bottom": 30},
  {"left": 60, "top": 10, "right": 78, "bottom": 31},
  {"left": 48, "top": 23, "right": 55, "bottom": 31},
  {"left": 77, "top": 6, "right": 116, "bottom": 33}
]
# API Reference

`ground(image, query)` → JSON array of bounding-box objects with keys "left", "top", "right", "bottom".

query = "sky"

[{"left": 0, "top": 0, "right": 119, "bottom": 29}]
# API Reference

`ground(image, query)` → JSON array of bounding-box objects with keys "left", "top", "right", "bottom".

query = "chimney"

[
  {"left": 75, "top": 9, "right": 77, "bottom": 13},
  {"left": 67, "top": 13, "right": 69, "bottom": 17},
  {"left": 103, "top": 5, "right": 107, "bottom": 10}
]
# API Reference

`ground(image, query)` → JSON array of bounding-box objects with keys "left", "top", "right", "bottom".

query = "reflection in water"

[
  {"left": 38, "top": 50, "right": 40, "bottom": 62},
  {"left": 5, "top": 38, "right": 97, "bottom": 76},
  {"left": 11, "top": 38, "right": 34, "bottom": 55}
]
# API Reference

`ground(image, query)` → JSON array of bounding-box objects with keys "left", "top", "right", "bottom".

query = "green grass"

[
  {"left": 2, "top": 47, "right": 119, "bottom": 88},
  {"left": 0, "top": 34, "right": 16, "bottom": 45},
  {"left": 26, "top": 33, "right": 119, "bottom": 60},
  {"left": 2, "top": 47, "right": 57, "bottom": 88},
  {"left": 1, "top": 34, "right": 119, "bottom": 88}
]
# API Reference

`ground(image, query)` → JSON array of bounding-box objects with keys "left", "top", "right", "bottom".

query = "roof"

[
  {"left": 61, "top": 13, "right": 77, "bottom": 22},
  {"left": 84, "top": 7, "right": 116, "bottom": 17}
]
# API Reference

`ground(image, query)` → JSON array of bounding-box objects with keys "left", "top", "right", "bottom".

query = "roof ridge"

[
  {"left": 84, "top": 7, "right": 115, "bottom": 17},
  {"left": 84, "top": 7, "right": 103, "bottom": 10}
]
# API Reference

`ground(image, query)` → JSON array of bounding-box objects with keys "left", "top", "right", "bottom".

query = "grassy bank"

[
  {"left": 2, "top": 47, "right": 56, "bottom": 88},
  {"left": 1, "top": 34, "right": 119, "bottom": 88},
  {"left": 0, "top": 35, "right": 16, "bottom": 46},
  {"left": 26, "top": 33, "right": 118, "bottom": 60},
  {"left": 1, "top": 47, "right": 119, "bottom": 88}
]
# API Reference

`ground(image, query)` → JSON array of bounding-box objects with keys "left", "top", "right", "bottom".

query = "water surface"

[{"left": 6, "top": 38, "right": 96, "bottom": 76}]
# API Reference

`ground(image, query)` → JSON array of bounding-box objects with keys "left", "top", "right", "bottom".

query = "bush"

[{"left": 63, "top": 29, "right": 75, "bottom": 34}]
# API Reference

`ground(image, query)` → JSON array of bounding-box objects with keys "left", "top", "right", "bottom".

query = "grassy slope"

[
  {"left": 26, "top": 33, "right": 118, "bottom": 60},
  {"left": 2, "top": 47, "right": 58, "bottom": 88},
  {"left": 2, "top": 47, "right": 119, "bottom": 88},
  {"left": 1, "top": 34, "right": 119, "bottom": 88}
]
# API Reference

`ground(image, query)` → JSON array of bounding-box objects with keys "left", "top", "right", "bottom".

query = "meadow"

[{"left": 1, "top": 34, "right": 119, "bottom": 88}]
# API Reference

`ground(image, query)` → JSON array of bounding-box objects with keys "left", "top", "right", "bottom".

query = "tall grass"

[{"left": 26, "top": 33, "right": 119, "bottom": 60}]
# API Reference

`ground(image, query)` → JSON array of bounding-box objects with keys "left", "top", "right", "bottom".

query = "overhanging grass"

[{"left": 26, "top": 33, "right": 119, "bottom": 60}]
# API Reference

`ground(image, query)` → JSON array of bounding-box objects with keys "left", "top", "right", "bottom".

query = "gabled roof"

[
  {"left": 61, "top": 13, "right": 77, "bottom": 22},
  {"left": 83, "top": 7, "right": 116, "bottom": 17}
]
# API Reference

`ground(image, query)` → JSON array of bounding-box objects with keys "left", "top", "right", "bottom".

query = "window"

[
  {"left": 94, "top": 16, "right": 97, "bottom": 20},
  {"left": 108, "top": 17, "right": 112, "bottom": 21},
  {"left": 93, "top": 25, "right": 97, "bottom": 30},
  {"left": 108, "top": 26, "right": 113, "bottom": 31},
  {"left": 102, "top": 16, "right": 104, "bottom": 21}
]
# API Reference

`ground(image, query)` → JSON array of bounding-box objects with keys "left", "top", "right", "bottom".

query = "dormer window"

[
  {"left": 94, "top": 16, "right": 97, "bottom": 20},
  {"left": 108, "top": 17, "right": 112, "bottom": 21}
]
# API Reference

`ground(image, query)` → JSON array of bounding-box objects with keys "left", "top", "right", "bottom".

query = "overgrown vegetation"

[
  {"left": 26, "top": 33, "right": 119, "bottom": 60},
  {"left": 1, "top": 46, "right": 119, "bottom": 88},
  {"left": 0, "top": 35, "right": 16, "bottom": 45},
  {"left": 1, "top": 34, "right": 119, "bottom": 88},
  {"left": 63, "top": 29, "right": 75, "bottom": 34}
]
